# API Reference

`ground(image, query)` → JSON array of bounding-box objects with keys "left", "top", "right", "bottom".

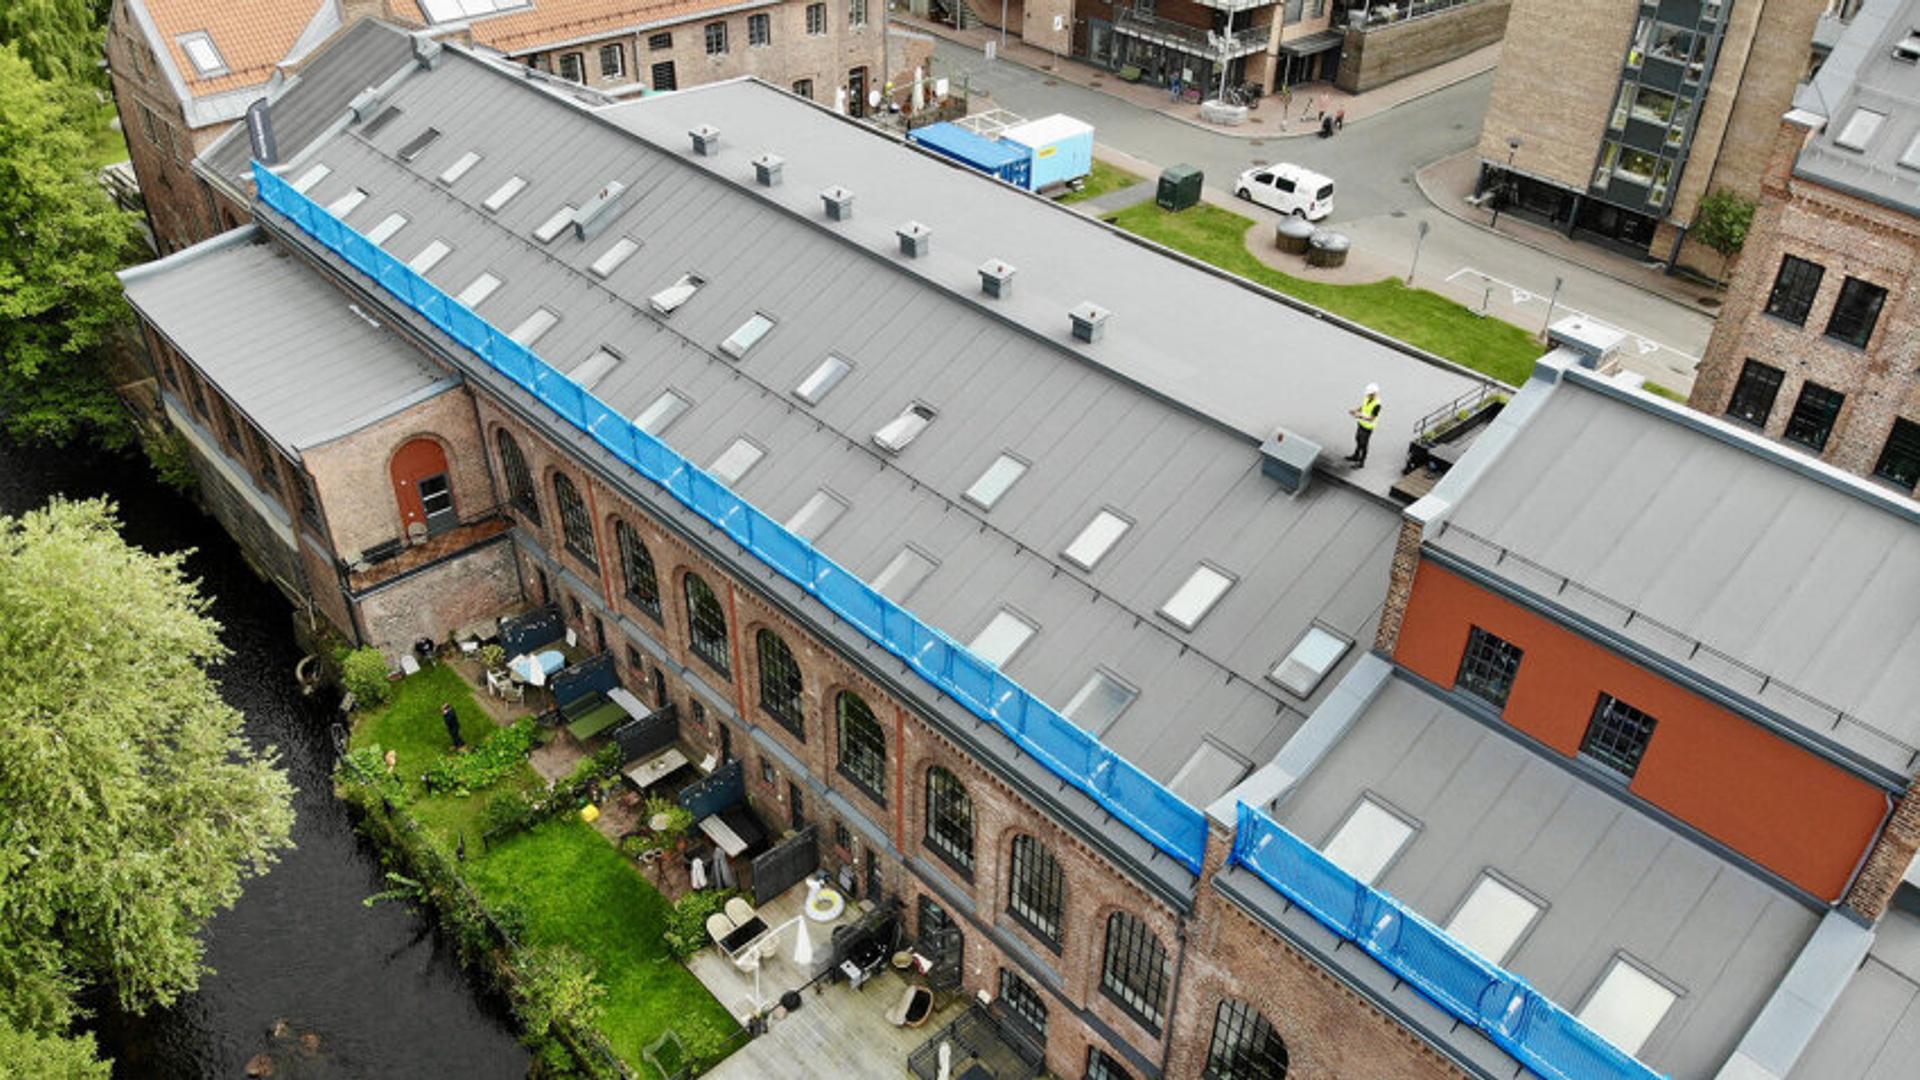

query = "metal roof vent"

[
  {"left": 571, "top": 180, "right": 627, "bottom": 241},
  {"left": 348, "top": 86, "right": 386, "bottom": 121},
  {"left": 1895, "top": 31, "right": 1920, "bottom": 63},
  {"left": 1069, "top": 302, "right": 1110, "bottom": 343},
  {"left": 412, "top": 34, "right": 443, "bottom": 68},
  {"left": 897, "top": 221, "right": 932, "bottom": 258},
  {"left": 1260, "top": 428, "right": 1321, "bottom": 495},
  {"left": 821, "top": 186, "right": 854, "bottom": 221},
  {"left": 752, "top": 153, "right": 784, "bottom": 187},
  {"left": 979, "top": 259, "right": 1015, "bottom": 299},
  {"left": 690, "top": 124, "right": 721, "bottom": 156}
]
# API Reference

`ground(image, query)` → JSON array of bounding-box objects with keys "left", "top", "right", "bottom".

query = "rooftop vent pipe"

[
  {"left": 572, "top": 180, "right": 628, "bottom": 241},
  {"left": 413, "top": 35, "right": 443, "bottom": 68},
  {"left": 690, "top": 124, "right": 721, "bottom": 156},
  {"left": 348, "top": 86, "right": 386, "bottom": 121},
  {"left": 752, "top": 153, "right": 784, "bottom": 187},
  {"left": 1069, "top": 302, "right": 1110, "bottom": 343},
  {"left": 821, "top": 186, "right": 854, "bottom": 221},
  {"left": 897, "top": 222, "right": 932, "bottom": 258},
  {"left": 979, "top": 260, "right": 1015, "bottom": 299}
]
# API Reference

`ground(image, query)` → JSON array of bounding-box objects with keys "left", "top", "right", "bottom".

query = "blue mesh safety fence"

[{"left": 256, "top": 162, "right": 1209, "bottom": 873}]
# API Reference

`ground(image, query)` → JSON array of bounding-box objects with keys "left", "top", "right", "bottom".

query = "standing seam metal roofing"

[
  {"left": 269, "top": 42, "right": 1407, "bottom": 803},
  {"left": 1791, "top": 0, "right": 1920, "bottom": 218}
]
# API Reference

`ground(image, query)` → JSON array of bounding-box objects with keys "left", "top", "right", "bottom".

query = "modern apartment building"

[
  {"left": 1475, "top": 0, "right": 1833, "bottom": 271},
  {"left": 118, "top": 28, "right": 1920, "bottom": 1080},
  {"left": 1688, "top": 0, "right": 1920, "bottom": 496}
]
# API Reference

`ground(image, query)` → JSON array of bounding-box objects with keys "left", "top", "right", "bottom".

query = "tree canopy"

[
  {"left": 0, "top": 498, "right": 295, "bottom": 1052},
  {"left": 1692, "top": 187, "right": 1757, "bottom": 264},
  {"left": 0, "top": 0, "right": 102, "bottom": 85}
]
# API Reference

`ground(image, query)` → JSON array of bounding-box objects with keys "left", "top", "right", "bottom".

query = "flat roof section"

[
  {"left": 1788, "top": 899, "right": 1920, "bottom": 1079},
  {"left": 1793, "top": 0, "right": 1920, "bottom": 217}
]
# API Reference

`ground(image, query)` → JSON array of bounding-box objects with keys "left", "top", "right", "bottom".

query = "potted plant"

[{"left": 478, "top": 643, "right": 507, "bottom": 676}]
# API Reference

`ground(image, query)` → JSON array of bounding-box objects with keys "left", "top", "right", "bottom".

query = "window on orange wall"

[
  {"left": 1455, "top": 626, "right": 1523, "bottom": 710},
  {"left": 1579, "top": 694, "right": 1658, "bottom": 781}
]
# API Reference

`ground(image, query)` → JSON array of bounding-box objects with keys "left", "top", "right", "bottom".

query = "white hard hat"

[{"left": 1365, "top": 383, "right": 1379, "bottom": 395}]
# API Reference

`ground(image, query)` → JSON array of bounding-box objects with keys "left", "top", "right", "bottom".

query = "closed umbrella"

[
  {"left": 938, "top": 1041, "right": 951, "bottom": 1080},
  {"left": 712, "top": 846, "right": 735, "bottom": 889},
  {"left": 689, "top": 856, "right": 708, "bottom": 890},
  {"left": 792, "top": 920, "right": 814, "bottom": 967},
  {"left": 834, "top": 87, "right": 847, "bottom": 115},
  {"left": 911, "top": 66, "right": 925, "bottom": 112}
]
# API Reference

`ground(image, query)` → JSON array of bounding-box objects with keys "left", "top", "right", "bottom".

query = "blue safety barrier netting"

[
  {"left": 1231, "top": 803, "right": 1667, "bottom": 1080},
  {"left": 255, "top": 161, "right": 1209, "bottom": 874}
]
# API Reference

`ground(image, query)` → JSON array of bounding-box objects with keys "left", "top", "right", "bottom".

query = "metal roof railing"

[
  {"left": 1229, "top": 803, "right": 1666, "bottom": 1080},
  {"left": 254, "top": 160, "right": 1210, "bottom": 874}
]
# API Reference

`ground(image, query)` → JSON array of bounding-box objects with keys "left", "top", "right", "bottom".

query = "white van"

[{"left": 1234, "top": 163, "right": 1335, "bottom": 220}]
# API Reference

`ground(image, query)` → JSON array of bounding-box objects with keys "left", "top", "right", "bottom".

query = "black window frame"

[
  {"left": 1763, "top": 254, "right": 1824, "bottom": 326},
  {"left": 1579, "top": 693, "right": 1659, "bottom": 781},
  {"left": 497, "top": 431, "right": 540, "bottom": 524},
  {"left": 1783, "top": 380, "right": 1846, "bottom": 452},
  {"left": 792, "top": 78, "right": 813, "bottom": 100},
  {"left": 748, "top": 12, "right": 771, "bottom": 46},
  {"left": 557, "top": 50, "right": 584, "bottom": 82},
  {"left": 756, "top": 628, "right": 805, "bottom": 738},
  {"left": 924, "top": 766, "right": 974, "bottom": 876},
  {"left": 1824, "top": 275, "right": 1887, "bottom": 348},
  {"left": 1456, "top": 626, "right": 1524, "bottom": 710},
  {"left": 1723, "top": 359, "right": 1784, "bottom": 428},
  {"left": 999, "top": 968, "right": 1048, "bottom": 1042},
  {"left": 615, "top": 519, "right": 662, "bottom": 621},
  {"left": 1203, "top": 998, "right": 1290, "bottom": 1080},
  {"left": 1874, "top": 417, "right": 1920, "bottom": 489},
  {"left": 704, "top": 21, "right": 727, "bottom": 55},
  {"left": 683, "top": 572, "right": 731, "bottom": 676},
  {"left": 1100, "top": 911, "right": 1170, "bottom": 1033},
  {"left": 836, "top": 691, "right": 887, "bottom": 804},
  {"left": 651, "top": 60, "right": 676, "bottom": 91},
  {"left": 1087, "top": 1048, "right": 1134, "bottom": 1080},
  {"left": 648, "top": 31, "right": 673, "bottom": 50},
  {"left": 553, "top": 471, "right": 596, "bottom": 565},
  {"left": 1007, "top": 834, "right": 1066, "bottom": 950},
  {"left": 849, "top": 0, "right": 868, "bottom": 26}
]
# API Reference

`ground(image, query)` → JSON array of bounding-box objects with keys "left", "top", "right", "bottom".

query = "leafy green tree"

[
  {"left": 1692, "top": 187, "right": 1757, "bottom": 275},
  {"left": 0, "top": 498, "right": 295, "bottom": 1038},
  {"left": 0, "top": 45, "right": 140, "bottom": 449},
  {"left": 0, "top": 0, "right": 101, "bottom": 84},
  {"left": 0, "top": 1020, "right": 110, "bottom": 1079}
]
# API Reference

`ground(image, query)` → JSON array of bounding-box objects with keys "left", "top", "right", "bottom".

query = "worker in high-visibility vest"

[{"left": 1345, "top": 383, "right": 1382, "bottom": 467}]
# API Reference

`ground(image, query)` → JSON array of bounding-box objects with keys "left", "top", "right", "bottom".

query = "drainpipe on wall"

[{"left": 1159, "top": 911, "right": 1192, "bottom": 1077}]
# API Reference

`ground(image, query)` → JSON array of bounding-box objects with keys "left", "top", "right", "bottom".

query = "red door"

[{"left": 390, "top": 438, "right": 453, "bottom": 538}]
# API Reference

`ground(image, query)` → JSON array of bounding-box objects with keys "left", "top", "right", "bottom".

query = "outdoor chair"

[
  {"left": 706, "top": 912, "right": 735, "bottom": 949},
  {"left": 885, "top": 984, "right": 934, "bottom": 1028},
  {"left": 724, "top": 897, "right": 758, "bottom": 929}
]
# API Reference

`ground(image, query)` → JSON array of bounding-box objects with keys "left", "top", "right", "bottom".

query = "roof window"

[
  {"left": 969, "top": 609, "right": 1036, "bottom": 667},
  {"left": 1063, "top": 509, "right": 1130, "bottom": 570},
  {"left": 1578, "top": 957, "right": 1679, "bottom": 1057},
  {"left": 964, "top": 453, "right": 1028, "bottom": 510},
  {"left": 590, "top": 237, "right": 639, "bottom": 277},
  {"left": 1901, "top": 132, "right": 1920, "bottom": 171},
  {"left": 361, "top": 104, "right": 402, "bottom": 136},
  {"left": 1445, "top": 873, "right": 1542, "bottom": 966},
  {"left": 397, "top": 127, "right": 442, "bottom": 162},
  {"left": 1061, "top": 670, "right": 1137, "bottom": 734},
  {"left": 482, "top": 175, "right": 528, "bottom": 212},
  {"left": 407, "top": 239, "right": 451, "bottom": 273},
  {"left": 709, "top": 438, "right": 765, "bottom": 484},
  {"left": 787, "top": 489, "right": 848, "bottom": 541},
  {"left": 1835, "top": 107, "right": 1885, "bottom": 150},
  {"left": 439, "top": 150, "right": 481, "bottom": 185},
  {"left": 326, "top": 188, "right": 368, "bottom": 217},
  {"left": 1159, "top": 564, "right": 1233, "bottom": 630},
  {"left": 720, "top": 313, "right": 776, "bottom": 358},
  {"left": 507, "top": 307, "right": 558, "bottom": 346},
  {"left": 290, "top": 163, "right": 331, "bottom": 193},
  {"left": 456, "top": 272, "right": 501, "bottom": 308},
  {"left": 1269, "top": 626, "right": 1351, "bottom": 697},
  {"left": 871, "top": 545, "right": 937, "bottom": 602},
  {"left": 1167, "top": 740, "right": 1251, "bottom": 806},
  {"left": 533, "top": 205, "right": 577, "bottom": 244},
  {"left": 794, "top": 355, "right": 852, "bottom": 404},
  {"left": 1321, "top": 796, "right": 1415, "bottom": 885},
  {"left": 569, "top": 347, "right": 622, "bottom": 390},
  {"left": 365, "top": 212, "right": 408, "bottom": 245},
  {"left": 1895, "top": 31, "right": 1920, "bottom": 62},
  {"left": 649, "top": 273, "right": 705, "bottom": 315},
  {"left": 873, "top": 403, "right": 935, "bottom": 454},
  {"left": 178, "top": 32, "right": 226, "bottom": 77},
  {"left": 421, "top": 0, "right": 532, "bottom": 22},
  {"left": 634, "top": 389, "right": 691, "bottom": 435}
]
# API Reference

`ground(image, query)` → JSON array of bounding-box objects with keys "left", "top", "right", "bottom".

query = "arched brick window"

[
  {"left": 836, "top": 691, "right": 885, "bottom": 803},
  {"left": 615, "top": 519, "right": 661, "bottom": 620},
  {"left": 496, "top": 429, "right": 540, "bottom": 523},
  {"left": 553, "top": 472, "right": 595, "bottom": 564},
  {"left": 683, "top": 572, "right": 730, "bottom": 675},
  {"left": 1101, "top": 911, "right": 1170, "bottom": 1032},
  {"left": 924, "top": 766, "right": 974, "bottom": 873},
  {"left": 756, "top": 629, "right": 804, "bottom": 738},
  {"left": 1203, "top": 998, "right": 1289, "bottom": 1080}
]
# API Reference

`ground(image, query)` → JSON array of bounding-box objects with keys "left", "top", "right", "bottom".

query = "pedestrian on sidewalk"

[
  {"left": 1170, "top": 75, "right": 1182, "bottom": 102},
  {"left": 1335, "top": 107, "right": 1346, "bottom": 131},
  {"left": 1345, "top": 384, "right": 1382, "bottom": 467},
  {"left": 442, "top": 702, "right": 465, "bottom": 751}
]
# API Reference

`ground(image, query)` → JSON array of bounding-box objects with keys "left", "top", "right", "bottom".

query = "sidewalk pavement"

[{"left": 896, "top": 15, "right": 1502, "bottom": 141}]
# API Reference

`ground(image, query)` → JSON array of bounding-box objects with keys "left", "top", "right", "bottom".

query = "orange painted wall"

[{"left": 1395, "top": 558, "right": 1889, "bottom": 901}]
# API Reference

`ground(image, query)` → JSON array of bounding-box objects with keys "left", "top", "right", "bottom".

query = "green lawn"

[
  {"left": 1103, "top": 202, "right": 1546, "bottom": 386},
  {"left": 1058, "top": 160, "right": 1143, "bottom": 205},
  {"left": 82, "top": 98, "right": 129, "bottom": 170},
  {"left": 466, "top": 819, "right": 741, "bottom": 1072}
]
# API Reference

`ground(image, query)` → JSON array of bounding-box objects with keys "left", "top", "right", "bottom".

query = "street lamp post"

[{"left": 1490, "top": 135, "right": 1521, "bottom": 229}]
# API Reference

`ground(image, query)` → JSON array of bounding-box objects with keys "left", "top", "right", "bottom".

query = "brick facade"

[
  {"left": 105, "top": 2, "right": 234, "bottom": 253},
  {"left": 1844, "top": 772, "right": 1920, "bottom": 921}
]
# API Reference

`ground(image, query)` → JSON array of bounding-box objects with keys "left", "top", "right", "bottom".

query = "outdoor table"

[
  {"left": 700, "top": 813, "right": 748, "bottom": 857},
  {"left": 623, "top": 747, "right": 688, "bottom": 790},
  {"left": 606, "top": 687, "right": 651, "bottom": 721},
  {"left": 508, "top": 649, "right": 564, "bottom": 685},
  {"left": 719, "top": 917, "right": 768, "bottom": 955}
]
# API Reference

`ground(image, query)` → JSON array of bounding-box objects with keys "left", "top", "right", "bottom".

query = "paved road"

[{"left": 938, "top": 40, "right": 1715, "bottom": 390}]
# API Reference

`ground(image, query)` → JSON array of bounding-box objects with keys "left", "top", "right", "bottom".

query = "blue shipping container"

[{"left": 908, "top": 122, "right": 1033, "bottom": 190}]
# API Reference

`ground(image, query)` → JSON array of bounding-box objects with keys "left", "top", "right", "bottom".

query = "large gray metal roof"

[
  {"left": 1272, "top": 676, "right": 1820, "bottom": 1079},
  {"left": 1792, "top": 0, "right": 1920, "bottom": 217},
  {"left": 120, "top": 229, "right": 451, "bottom": 453},
  {"left": 266, "top": 42, "right": 1415, "bottom": 800},
  {"left": 1788, "top": 900, "right": 1920, "bottom": 1079},
  {"left": 1428, "top": 372, "right": 1920, "bottom": 778}
]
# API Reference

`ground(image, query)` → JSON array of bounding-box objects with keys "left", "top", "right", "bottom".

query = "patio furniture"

[
  {"left": 718, "top": 915, "right": 768, "bottom": 954},
  {"left": 399, "top": 653, "right": 421, "bottom": 677},
  {"left": 886, "top": 984, "right": 934, "bottom": 1028},
  {"left": 706, "top": 912, "right": 735, "bottom": 948},
  {"left": 507, "top": 649, "right": 563, "bottom": 685},
  {"left": 550, "top": 653, "right": 625, "bottom": 740},
  {"left": 724, "top": 896, "right": 758, "bottom": 928},
  {"left": 625, "top": 747, "right": 688, "bottom": 790},
  {"left": 805, "top": 878, "right": 846, "bottom": 923},
  {"left": 701, "top": 813, "right": 748, "bottom": 858}
]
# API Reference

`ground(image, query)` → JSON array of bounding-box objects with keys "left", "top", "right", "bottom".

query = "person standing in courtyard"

[
  {"left": 1346, "top": 384, "right": 1382, "bottom": 467},
  {"left": 441, "top": 702, "right": 464, "bottom": 751}
]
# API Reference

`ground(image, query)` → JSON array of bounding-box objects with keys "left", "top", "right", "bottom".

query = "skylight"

[
  {"left": 1269, "top": 626, "right": 1351, "bottom": 697},
  {"left": 969, "top": 609, "right": 1036, "bottom": 667},
  {"left": 482, "top": 175, "right": 528, "bottom": 212},
  {"left": 420, "top": 0, "right": 532, "bottom": 24},
  {"left": 794, "top": 355, "right": 852, "bottom": 404},
  {"left": 1901, "top": 132, "right": 1920, "bottom": 171},
  {"left": 720, "top": 313, "right": 776, "bottom": 358},
  {"left": 873, "top": 404, "right": 936, "bottom": 453},
  {"left": 1445, "top": 874, "right": 1541, "bottom": 966},
  {"left": 569, "top": 347, "right": 622, "bottom": 390},
  {"left": 439, "top": 151, "right": 481, "bottom": 185},
  {"left": 964, "top": 453, "right": 1028, "bottom": 510},
  {"left": 1321, "top": 798, "right": 1414, "bottom": 885},
  {"left": 709, "top": 438, "right": 765, "bottom": 484},
  {"left": 787, "top": 490, "right": 848, "bottom": 541},
  {"left": 1835, "top": 107, "right": 1885, "bottom": 150},
  {"left": 406, "top": 239, "right": 451, "bottom": 274},
  {"left": 365, "top": 213, "right": 408, "bottom": 245},
  {"left": 326, "top": 188, "right": 368, "bottom": 216},
  {"left": 591, "top": 237, "right": 639, "bottom": 277},
  {"left": 649, "top": 273, "right": 705, "bottom": 315},
  {"left": 1063, "top": 509, "right": 1130, "bottom": 570},
  {"left": 533, "top": 205, "right": 577, "bottom": 244},
  {"left": 290, "top": 163, "right": 331, "bottom": 193},
  {"left": 361, "top": 105, "right": 402, "bottom": 136},
  {"left": 456, "top": 272, "right": 501, "bottom": 308},
  {"left": 178, "top": 32, "right": 226, "bottom": 77},
  {"left": 1159, "top": 564, "right": 1233, "bottom": 630},
  {"left": 508, "top": 307, "right": 558, "bottom": 346},
  {"left": 1061, "top": 671, "right": 1137, "bottom": 734},
  {"left": 871, "top": 546, "right": 937, "bottom": 602},
  {"left": 634, "top": 390, "right": 691, "bottom": 435},
  {"left": 1578, "top": 958, "right": 1678, "bottom": 1057},
  {"left": 397, "top": 127, "right": 442, "bottom": 162}
]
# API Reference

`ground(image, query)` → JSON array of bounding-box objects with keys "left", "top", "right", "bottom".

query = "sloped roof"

[
  {"left": 1788, "top": 901, "right": 1920, "bottom": 1079},
  {"left": 127, "top": 0, "right": 340, "bottom": 106},
  {"left": 394, "top": 0, "right": 772, "bottom": 54},
  {"left": 1793, "top": 0, "right": 1920, "bottom": 217}
]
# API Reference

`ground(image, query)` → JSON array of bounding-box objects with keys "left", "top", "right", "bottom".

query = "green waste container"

[{"left": 1157, "top": 164, "right": 1203, "bottom": 211}]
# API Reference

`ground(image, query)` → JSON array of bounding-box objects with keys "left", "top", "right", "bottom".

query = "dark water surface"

[{"left": 0, "top": 439, "right": 527, "bottom": 1079}]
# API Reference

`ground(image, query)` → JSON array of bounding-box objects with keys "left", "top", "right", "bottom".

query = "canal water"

[{"left": 0, "top": 438, "right": 528, "bottom": 1079}]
